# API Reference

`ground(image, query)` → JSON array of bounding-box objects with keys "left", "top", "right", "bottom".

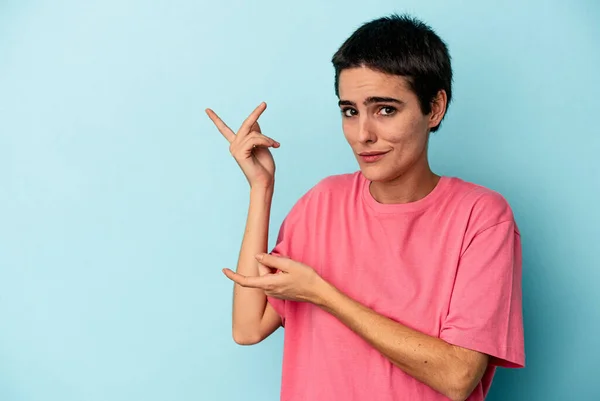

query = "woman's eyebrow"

[{"left": 338, "top": 96, "right": 404, "bottom": 107}]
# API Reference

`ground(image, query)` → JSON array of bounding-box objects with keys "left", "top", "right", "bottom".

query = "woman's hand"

[
  {"left": 222, "top": 253, "right": 330, "bottom": 305},
  {"left": 205, "top": 102, "right": 280, "bottom": 189}
]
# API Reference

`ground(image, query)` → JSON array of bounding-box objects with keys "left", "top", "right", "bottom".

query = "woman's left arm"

[{"left": 315, "top": 281, "right": 488, "bottom": 401}]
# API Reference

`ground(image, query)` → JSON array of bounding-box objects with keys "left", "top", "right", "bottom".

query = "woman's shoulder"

[
  {"left": 311, "top": 171, "right": 362, "bottom": 193},
  {"left": 444, "top": 176, "right": 517, "bottom": 231},
  {"left": 282, "top": 172, "right": 360, "bottom": 214}
]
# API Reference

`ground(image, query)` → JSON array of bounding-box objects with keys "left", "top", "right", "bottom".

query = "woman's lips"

[{"left": 358, "top": 151, "right": 390, "bottom": 163}]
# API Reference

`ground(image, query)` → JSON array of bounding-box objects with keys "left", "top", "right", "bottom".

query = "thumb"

[{"left": 257, "top": 261, "right": 276, "bottom": 277}]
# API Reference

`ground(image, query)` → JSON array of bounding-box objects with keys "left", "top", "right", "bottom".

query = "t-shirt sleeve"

[
  {"left": 266, "top": 186, "right": 316, "bottom": 327},
  {"left": 440, "top": 219, "right": 525, "bottom": 368},
  {"left": 266, "top": 216, "right": 292, "bottom": 326}
]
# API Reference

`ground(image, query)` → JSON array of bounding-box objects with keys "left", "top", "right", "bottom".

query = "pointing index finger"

[
  {"left": 223, "top": 268, "right": 272, "bottom": 289},
  {"left": 205, "top": 108, "right": 236, "bottom": 143}
]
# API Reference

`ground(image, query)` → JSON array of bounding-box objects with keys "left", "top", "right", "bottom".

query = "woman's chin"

[{"left": 359, "top": 165, "right": 393, "bottom": 182}]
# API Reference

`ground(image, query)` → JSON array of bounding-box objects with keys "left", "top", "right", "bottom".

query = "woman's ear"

[{"left": 429, "top": 90, "right": 448, "bottom": 129}]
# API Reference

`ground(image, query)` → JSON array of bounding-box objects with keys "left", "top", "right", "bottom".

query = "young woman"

[{"left": 206, "top": 14, "right": 524, "bottom": 401}]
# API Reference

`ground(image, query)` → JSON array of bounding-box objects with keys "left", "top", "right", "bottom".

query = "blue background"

[{"left": 1, "top": 0, "right": 598, "bottom": 400}]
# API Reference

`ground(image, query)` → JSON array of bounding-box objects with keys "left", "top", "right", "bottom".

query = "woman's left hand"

[{"left": 222, "top": 253, "right": 329, "bottom": 305}]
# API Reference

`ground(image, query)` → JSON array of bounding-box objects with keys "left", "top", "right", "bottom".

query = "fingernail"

[{"left": 255, "top": 254, "right": 264, "bottom": 260}]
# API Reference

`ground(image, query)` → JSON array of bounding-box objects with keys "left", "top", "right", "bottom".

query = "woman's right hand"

[{"left": 205, "top": 102, "right": 280, "bottom": 189}]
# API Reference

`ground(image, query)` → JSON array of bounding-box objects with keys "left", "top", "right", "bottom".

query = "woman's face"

[{"left": 337, "top": 66, "right": 446, "bottom": 183}]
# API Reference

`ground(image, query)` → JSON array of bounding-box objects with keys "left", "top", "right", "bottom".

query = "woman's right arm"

[
  {"left": 230, "top": 186, "right": 283, "bottom": 345},
  {"left": 205, "top": 102, "right": 283, "bottom": 345}
]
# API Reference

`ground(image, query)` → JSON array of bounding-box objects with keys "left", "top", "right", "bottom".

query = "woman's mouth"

[{"left": 358, "top": 150, "right": 390, "bottom": 163}]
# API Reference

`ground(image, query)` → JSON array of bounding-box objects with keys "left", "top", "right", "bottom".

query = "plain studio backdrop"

[{"left": 0, "top": 0, "right": 598, "bottom": 400}]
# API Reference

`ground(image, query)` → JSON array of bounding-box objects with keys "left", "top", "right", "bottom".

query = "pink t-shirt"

[{"left": 267, "top": 171, "right": 525, "bottom": 401}]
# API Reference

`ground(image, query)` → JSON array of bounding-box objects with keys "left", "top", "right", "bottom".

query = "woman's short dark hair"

[{"left": 331, "top": 14, "right": 453, "bottom": 132}]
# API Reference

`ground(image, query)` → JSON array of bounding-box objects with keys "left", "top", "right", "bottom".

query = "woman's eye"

[
  {"left": 380, "top": 106, "right": 396, "bottom": 116},
  {"left": 342, "top": 108, "right": 357, "bottom": 117}
]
